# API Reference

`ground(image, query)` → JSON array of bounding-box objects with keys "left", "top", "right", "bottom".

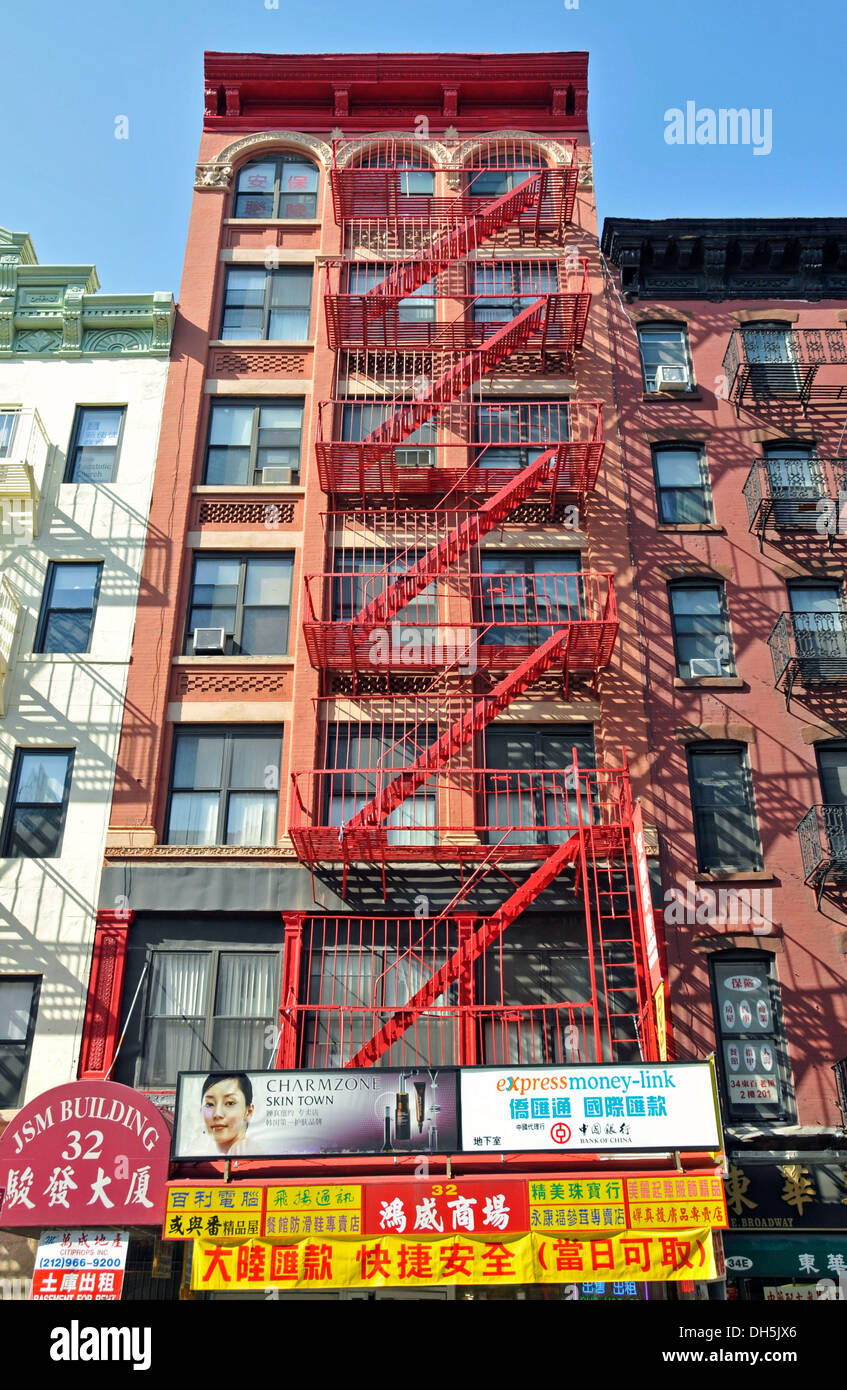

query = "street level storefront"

[{"left": 724, "top": 1158, "right": 847, "bottom": 1301}]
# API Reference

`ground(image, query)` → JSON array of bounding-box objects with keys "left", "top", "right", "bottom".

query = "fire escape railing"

[
  {"left": 797, "top": 805, "right": 847, "bottom": 908},
  {"left": 769, "top": 610, "right": 847, "bottom": 707},
  {"left": 744, "top": 457, "right": 847, "bottom": 551},
  {"left": 723, "top": 328, "right": 847, "bottom": 407},
  {"left": 315, "top": 397, "right": 605, "bottom": 502}
]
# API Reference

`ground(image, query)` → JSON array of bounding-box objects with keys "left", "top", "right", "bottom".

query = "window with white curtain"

[
  {"left": 220, "top": 267, "right": 312, "bottom": 341},
  {"left": 139, "top": 950, "right": 279, "bottom": 1087},
  {"left": 165, "top": 727, "right": 283, "bottom": 847},
  {"left": 324, "top": 723, "right": 437, "bottom": 846}
]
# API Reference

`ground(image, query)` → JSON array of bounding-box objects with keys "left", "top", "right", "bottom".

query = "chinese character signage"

[
  {"left": 0, "top": 1081, "right": 171, "bottom": 1225},
  {"left": 725, "top": 1160, "right": 847, "bottom": 1231},
  {"left": 30, "top": 1228, "right": 129, "bottom": 1301},
  {"left": 713, "top": 960, "right": 784, "bottom": 1118},
  {"left": 172, "top": 1068, "right": 459, "bottom": 1160},
  {"left": 459, "top": 1064, "right": 721, "bottom": 1152},
  {"left": 191, "top": 1228, "right": 718, "bottom": 1291},
  {"left": 164, "top": 1173, "right": 726, "bottom": 1246}
]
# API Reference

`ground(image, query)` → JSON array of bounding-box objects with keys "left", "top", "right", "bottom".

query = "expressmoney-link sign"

[{"left": 460, "top": 1064, "right": 721, "bottom": 1152}]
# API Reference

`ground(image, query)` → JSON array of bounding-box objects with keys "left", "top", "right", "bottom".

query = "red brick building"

[
  {"left": 71, "top": 53, "right": 730, "bottom": 1300},
  {"left": 602, "top": 217, "right": 847, "bottom": 1293}
]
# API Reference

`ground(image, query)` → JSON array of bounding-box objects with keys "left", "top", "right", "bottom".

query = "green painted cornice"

[{"left": 0, "top": 225, "right": 174, "bottom": 357}]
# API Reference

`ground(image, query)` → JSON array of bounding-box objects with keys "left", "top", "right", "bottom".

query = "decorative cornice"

[
  {"left": 195, "top": 130, "right": 334, "bottom": 191},
  {"left": 104, "top": 844, "right": 299, "bottom": 860},
  {"left": 602, "top": 217, "right": 847, "bottom": 302},
  {"left": 0, "top": 228, "right": 175, "bottom": 357}
]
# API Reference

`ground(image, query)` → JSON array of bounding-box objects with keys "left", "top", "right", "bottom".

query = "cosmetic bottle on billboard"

[
  {"left": 395, "top": 1075, "right": 411, "bottom": 1143},
  {"left": 381, "top": 1106, "right": 393, "bottom": 1152},
  {"left": 413, "top": 1080, "right": 427, "bottom": 1135}
]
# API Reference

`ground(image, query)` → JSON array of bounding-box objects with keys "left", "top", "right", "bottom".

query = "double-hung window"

[
  {"left": 233, "top": 154, "right": 318, "bottom": 219},
  {"left": 762, "top": 443, "right": 821, "bottom": 529},
  {"left": 340, "top": 402, "right": 435, "bottom": 470},
  {"left": 484, "top": 726, "right": 595, "bottom": 845},
  {"left": 139, "top": 949, "right": 281, "bottom": 1086},
  {"left": 742, "top": 321, "right": 800, "bottom": 396},
  {"left": 1, "top": 749, "right": 74, "bottom": 858},
  {"left": 472, "top": 263, "right": 557, "bottom": 324},
  {"left": 688, "top": 744, "right": 763, "bottom": 873},
  {"left": 65, "top": 407, "right": 125, "bottom": 483},
  {"left": 331, "top": 550, "right": 438, "bottom": 627},
  {"left": 165, "top": 727, "right": 283, "bottom": 846},
  {"left": 186, "top": 554, "right": 293, "bottom": 656},
  {"left": 475, "top": 401, "right": 569, "bottom": 473},
  {"left": 467, "top": 150, "right": 544, "bottom": 198},
  {"left": 0, "top": 976, "right": 40, "bottom": 1106},
  {"left": 637, "top": 325, "right": 693, "bottom": 392},
  {"left": 220, "top": 267, "right": 312, "bottom": 341},
  {"left": 344, "top": 263, "right": 436, "bottom": 322},
  {"left": 479, "top": 552, "right": 582, "bottom": 647},
  {"left": 325, "top": 724, "right": 437, "bottom": 846},
  {"left": 371, "top": 156, "right": 435, "bottom": 198},
  {"left": 669, "top": 581, "right": 734, "bottom": 679},
  {"left": 204, "top": 399, "right": 304, "bottom": 485},
  {"left": 652, "top": 445, "right": 713, "bottom": 524},
  {"left": 35, "top": 562, "right": 102, "bottom": 654}
]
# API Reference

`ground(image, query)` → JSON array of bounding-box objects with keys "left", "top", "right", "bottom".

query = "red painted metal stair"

[
  {"left": 340, "top": 626, "right": 574, "bottom": 838},
  {"left": 352, "top": 446, "right": 560, "bottom": 628},
  {"left": 362, "top": 297, "right": 550, "bottom": 449},
  {"left": 361, "top": 171, "right": 551, "bottom": 320},
  {"left": 347, "top": 831, "right": 584, "bottom": 1067}
]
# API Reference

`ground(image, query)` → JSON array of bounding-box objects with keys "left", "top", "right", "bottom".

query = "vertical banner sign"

[
  {"left": 654, "top": 985, "right": 667, "bottom": 1063},
  {"left": 30, "top": 1229, "right": 129, "bottom": 1301},
  {"left": 630, "top": 803, "right": 663, "bottom": 993}
]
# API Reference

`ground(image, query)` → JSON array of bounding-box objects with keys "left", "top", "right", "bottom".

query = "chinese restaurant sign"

[
  {"left": 459, "top": 1064, "right": 721, "bottom": 1152},
  {"left": 164, "top": 1175, "right": 727, "bottom": 1243},
  {"left": 30, "top": 1228, "right": 129, "bottom": 1301},
  {"left": 172, "top": 1067, "right": 458, "bottom": 1160},
  {"left": 192, "top": 1229, "right": 718, "bottom": 1290},
  {"left": 0, "top": 1080, "right": 171, "bottom": 1225}
]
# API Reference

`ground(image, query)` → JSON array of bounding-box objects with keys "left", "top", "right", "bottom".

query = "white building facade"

[{"left": 0, "top": 225, "right": 173, "bottom": 1109}]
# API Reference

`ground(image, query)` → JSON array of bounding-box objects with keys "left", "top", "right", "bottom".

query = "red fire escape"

[{"left": 287, "top": 137, "right": 660, "bottom": 1069}]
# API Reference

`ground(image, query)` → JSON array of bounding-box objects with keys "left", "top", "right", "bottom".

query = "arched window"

[
  {"left": 233, "top": 154, "right": 319, "bottom": 219},
  {"left": 467, "top": 145, "right": 545, "bottom": 198}
]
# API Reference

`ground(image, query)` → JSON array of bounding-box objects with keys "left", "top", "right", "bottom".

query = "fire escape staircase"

[{"left": 359, "top": 170, "right": 553, "bottom": 320}]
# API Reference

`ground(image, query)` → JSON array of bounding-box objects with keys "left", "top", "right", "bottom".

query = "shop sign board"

[
  {"left": 459, "top": 1064, "right": 721, "bottom": 1152},
  {"left": 0, "top": 1081, "right": 171, "bottom": 1225},
  {"left": 30, "top": 1228, "right": 129, "bottom": 1301}
]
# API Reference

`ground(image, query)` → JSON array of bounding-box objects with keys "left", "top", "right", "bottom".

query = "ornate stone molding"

[
  {"left": 195, "top": 130, "right": 334, "bottom": 191},
  {"left": 104, "top": 843, "right": 299, "bottom": 860}
]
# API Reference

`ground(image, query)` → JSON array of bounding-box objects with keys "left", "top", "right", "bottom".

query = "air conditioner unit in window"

[
  {"left": 193, "top": 627, "right": 226, "bottom": 655},
  {"left": 655, "top": 365, "right": 689, "bottom": 391},
  {"left": 688, "top": 658, "right": 724, "bottom": 677},
  {"left": 261, "top": 466, "right": 294, "bottom": 485}
]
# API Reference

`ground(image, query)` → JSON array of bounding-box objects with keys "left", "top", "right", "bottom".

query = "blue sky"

[{"left": 5, "top": 0, "right": 845, "bottom": 296}]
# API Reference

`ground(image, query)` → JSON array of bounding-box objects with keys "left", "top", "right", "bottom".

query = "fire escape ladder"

[
  {"left": 347, "top": 831, "right": 583, "bottom": 1068},
  {"left": 361, "top": 297, "right": 549, "bottom": 449},
  {"left": 351, "top": 446, "right": 559, "bottom": 629},
  {"left": 360, "top": 171, "right": 548, "bottom": 320},
  {"left": 341, "top": 626, "right": 574, "bottom": 837}
]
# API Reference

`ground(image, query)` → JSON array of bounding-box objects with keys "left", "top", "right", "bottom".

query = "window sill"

[
  {"left": 657, "top": 523, "right": 723, "bottom": 533},
  {"left": 223, "top": 218, "right": 322, "bottom": 227},
  {"left": 694, "top": 871, "right": 774, "bottom": 883},
  {"left": 674, "top": 676, "right": 744, "bottom": 689},
  {"left": 642, "top": 391, "right": 703, "bottom": 402},
  {"left": 19, "top": 653, "right": 126, "bottom": 665},
  {"left": 209, "top": 340, "right": 315, "bottom": 350},
  {"left": 172, "top": 656, "right": 295, "bottom": 666},
  {"left": 192, "top": 484, "right": 305, "bottom": 496}
]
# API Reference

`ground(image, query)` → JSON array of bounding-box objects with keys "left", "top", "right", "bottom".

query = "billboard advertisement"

[
  {"left": 459, "top": 1063, "right": 721, "bottom": 1153},
  {"left": 172, "top": 1067, "right": 459, "bottom": 1160}
]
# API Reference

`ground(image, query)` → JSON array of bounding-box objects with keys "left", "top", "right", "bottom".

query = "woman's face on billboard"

[{"left": 202, "top": 1078, "right": 254, "bottom": 1151}]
